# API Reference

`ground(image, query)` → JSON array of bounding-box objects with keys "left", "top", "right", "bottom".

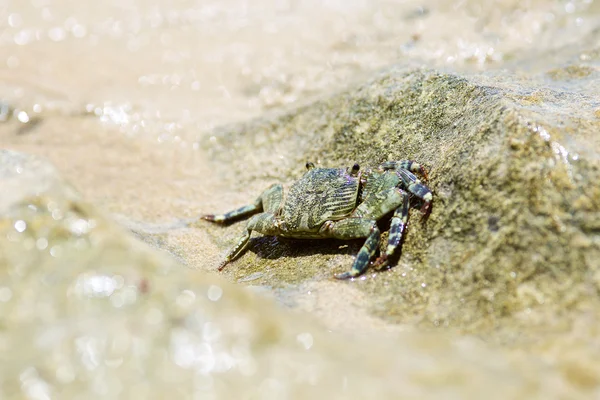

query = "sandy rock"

[
  {"left": 203, "top": 67, "right": 600, "bottom": 336},
  {"left": 3, "top": 149, "right": 586, "bottom": 398}
]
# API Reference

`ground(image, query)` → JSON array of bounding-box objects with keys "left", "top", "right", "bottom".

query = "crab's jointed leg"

[
  {"left": 201, "top": 202, "right": 259, "bottom": 224},
  {"left": 383, "top": 161, "right": 432, "bottom": 216},
  {"left": 385, "top": 191, "right": 410, "bottom": 255},
  {"left": 381, "top": 160, "right": 428, "bottom": 180},
  {"left": 217, "top": 213, "right": 279, "bottom": 270},
  {"left": 201, "top": 183, "right": 283, "bottom": 223},
  {"left": 373, "top": 190, "right": 411, "bottom": 269},
  {"left": 401, "top": 170, "right": 433, "bottom": 216},
  {"left": 331, "top": 186, "right": 407, "bottom": 279},
  {"left": 202, "top": 184, "right": 284, "bottom": 270},
  {"left": 323, "top": 218, "right": 381, "bottom": 280}
]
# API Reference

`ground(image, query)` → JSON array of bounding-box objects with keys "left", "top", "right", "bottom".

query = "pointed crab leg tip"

[
  {"left": 421, "top": 202, "right": 432, "bottom": 215},
  {"left": 420, "top": 205, "right": 432, "bottom": 222},
  {"left": 217, "top": 261, "right": 229, "bottom": 271},
  {"left": 334, "top": 272, "right": 356, "bottom": 280},
  {"left": 200, "top": 214, "right": 215, "bottom": 221}
]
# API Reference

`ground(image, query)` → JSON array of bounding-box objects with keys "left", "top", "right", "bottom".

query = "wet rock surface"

[{"left": 204, "top": 66, "right": 600, "bottom": 339}]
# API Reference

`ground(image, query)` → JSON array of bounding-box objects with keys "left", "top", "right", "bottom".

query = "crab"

[{"left": 202, "top": 160, "right": 432, "bottom": 279}]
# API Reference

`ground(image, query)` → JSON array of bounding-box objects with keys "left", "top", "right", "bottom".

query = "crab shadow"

[
  {"left": 246, "top": 235, "right": 362, "bottom": 260},
  {"left": 239, "top": 216, "right": 408, "bottom": 271}
]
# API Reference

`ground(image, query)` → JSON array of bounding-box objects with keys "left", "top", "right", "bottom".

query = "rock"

[
  {"left": 3, "top": 149, "right": 588, "bottom": 398},
  {"left": 203, "top": 67, "right": 600, "bottom": 335}
]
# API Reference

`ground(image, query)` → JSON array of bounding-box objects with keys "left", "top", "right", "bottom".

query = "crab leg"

[
  {"left": 380, "top": 160, "right": 429, "bottom": 179},
  {"left": 218, "top": 227, "right": 252, "bottom": 270},
  {"left": 205, "top": 184, "right": 284, "bottom": 270},
  {"left": 394, "top": 169, "right": 432, "bottom": 216},
  {"left": 201, "top": 183, "right": 282, "bottom": 223},
  {"left": 217, "top": 213, "right": 279, "bottom": 270},
  {"left": 322, "top": 218, "right": 381, "bottom": 280},
  {"left": 380, "top": 160, "right": 432, "bottom": 214},
  {"left": 328, "top": 186, "right": 408, "bottom": 278},
  {"left": 380, "top": 160, "right": 429, "bottom": 180},
  {"left": 373, "top": 191, "right": 410, "bottom": 269}
]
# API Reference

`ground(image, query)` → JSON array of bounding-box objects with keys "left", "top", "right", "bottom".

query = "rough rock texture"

[{"left": 203, "top": 66, "right": 600, "bottom": 340}]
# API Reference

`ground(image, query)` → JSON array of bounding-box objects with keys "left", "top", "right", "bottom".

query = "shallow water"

[{"left": 1, "top": 0, "right": 600, "bottom": 398}]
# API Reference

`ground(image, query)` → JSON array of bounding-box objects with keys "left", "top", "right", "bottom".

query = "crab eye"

[
  {"left": 306, "top": 162, "right": 315, "bottom": 170},
  {"left": 347, "top": 163, "right": 360, "bottom": 176}
]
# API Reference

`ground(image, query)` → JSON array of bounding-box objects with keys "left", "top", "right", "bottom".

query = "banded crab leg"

[
  {"left": 320, "top": 217, "right": 381, "bottom": 280},
  {"left": 381, "top": 160, "right": 432, "bottom": 218},
  {"left": 201, "top": 183, "right": 283, "bottom": 224},
  {"left": 328, "top": 186, "right": 408, "bottom": 279},
  {"left": 380, "top": 160, "right": 429, "bottom": 180},
  {"left": 372, "top": 190, "right": 411, "bottom": 269}
]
